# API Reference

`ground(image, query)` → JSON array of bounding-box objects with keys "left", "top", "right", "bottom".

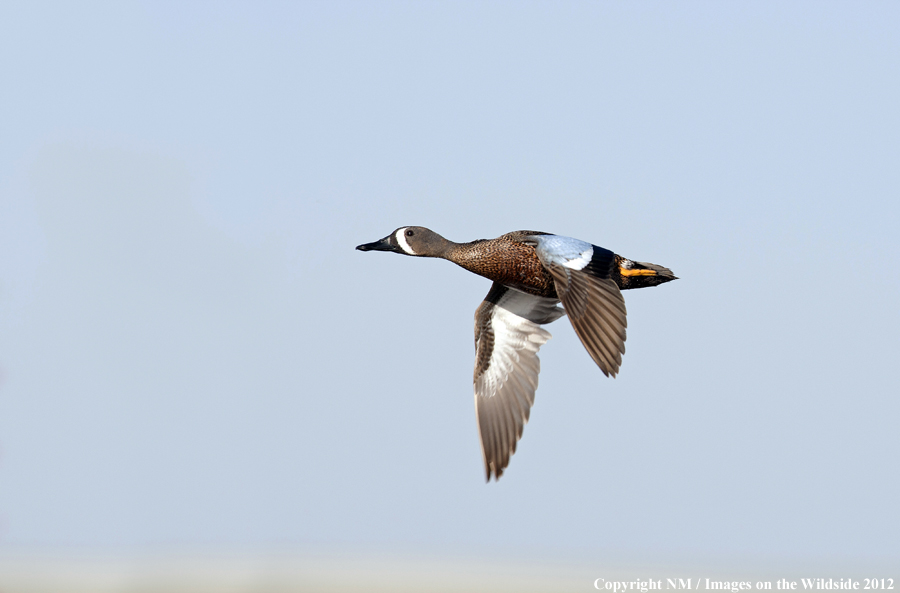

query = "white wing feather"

[{"left": 474, "top": 288, "right": 564, "bottom": 480}]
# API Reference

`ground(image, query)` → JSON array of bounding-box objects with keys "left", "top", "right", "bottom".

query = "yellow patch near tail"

[{"left": 619, "top": 267, "right": 658, "bottom": 277}]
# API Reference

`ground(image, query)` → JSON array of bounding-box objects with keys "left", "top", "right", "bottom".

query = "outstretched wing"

[
  {"left": 532, "top": 236, "right": 628, "bottom": 377},
  {"left": 473, "top": 282, "right": 565, "bottom": 481}
]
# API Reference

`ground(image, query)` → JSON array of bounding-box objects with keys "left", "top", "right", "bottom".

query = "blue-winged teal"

[{"left": 357, "top": 227, "right": 676, "bottom": 481}]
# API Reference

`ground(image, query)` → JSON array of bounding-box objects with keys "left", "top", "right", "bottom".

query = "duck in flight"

[{"left": 357, "top": 227, "right": 676, "bottom": 481}]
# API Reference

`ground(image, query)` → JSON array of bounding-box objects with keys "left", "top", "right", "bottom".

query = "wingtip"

[{"left": 483, "top": 462, "right": 504, "bottom": 483}]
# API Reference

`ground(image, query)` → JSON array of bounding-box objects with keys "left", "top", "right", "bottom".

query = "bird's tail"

[{"left": 615, "top": 257, "right": 678, "bottom": 290}]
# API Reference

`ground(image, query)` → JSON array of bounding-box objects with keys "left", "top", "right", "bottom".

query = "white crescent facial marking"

[{"left": 395, "top": 227, "right": 417, "bottom": 255}]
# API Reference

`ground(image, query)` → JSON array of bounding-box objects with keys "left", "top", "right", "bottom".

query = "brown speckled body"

[
  {"left": 444, "top": 231, "right": 674, "bottom": 295},
  {"left": 448, "top": 231, "right": 558, "bottom": 299}
]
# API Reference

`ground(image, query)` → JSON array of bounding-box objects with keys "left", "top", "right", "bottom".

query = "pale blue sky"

[{"left": 1, "top": 1, "right": 898, "bottom": 569}]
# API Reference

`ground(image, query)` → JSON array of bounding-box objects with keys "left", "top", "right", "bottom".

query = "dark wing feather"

[{"left": 547, "top": 263, "right": 627, "bottom": 377}]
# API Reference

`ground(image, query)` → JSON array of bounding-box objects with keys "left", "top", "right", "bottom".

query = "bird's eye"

[{"left": 406, "top": 229, "right": 414, "bottom": 237}]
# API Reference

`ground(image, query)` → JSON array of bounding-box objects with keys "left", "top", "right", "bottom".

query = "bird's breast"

[{"left": 452, "top": 239, "right": 558, "bottom": 298}]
